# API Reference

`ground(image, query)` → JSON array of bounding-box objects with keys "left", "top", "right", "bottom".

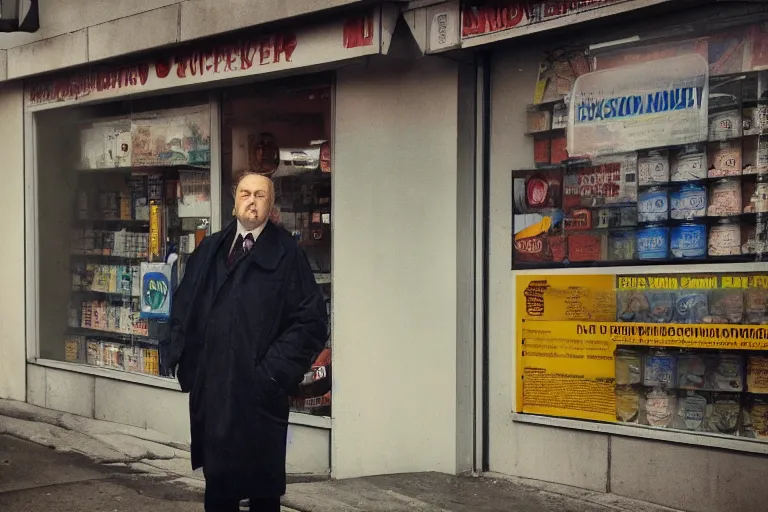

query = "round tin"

[
  {"left": 526, "top": 174, "right": 550, "bottom": 208},
  {"left": 671, "top": 150, "right": 707, "bottom": 182},
  {"left": 638, "top": 187, "right": 669, "bottom": 223},
  {"left": 638, "top": 152, "right": 669, "bottom": 186},
  {"left": 637, "top": 225, "right": 669, "bottom": 260},
  {"left": 670, "top": 222, "right": 706, "bottom": 258},
  {"left": 671, "top": 183, "right": 707, "bottom": 220},
  {"left": 708, "top": 178, "right": 742, "bottom": 217},
  {"left": 708, "top": 141, "right": 742, "bottom": 178},
  {"left": 708, "top": 219, "right": 741, "bottom": 256}
]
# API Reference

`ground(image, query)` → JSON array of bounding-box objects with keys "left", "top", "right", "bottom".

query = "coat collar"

[{"left": 218, "top": 219, "right": 285, "bottom": 271}]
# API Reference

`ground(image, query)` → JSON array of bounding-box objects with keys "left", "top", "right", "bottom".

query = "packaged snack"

[
  {"left": 616, "top": 386, "right": 641, "bottom": 423},
  {"left": 644, "top": 349, "right": 677, "bottom": 388},
  {"left": 674, "top": 291, "right": 709, "bottom": 324},
  {"left": 615, "top": 348, "right": 642, "bottom": 385},
  {"left": 676, "top": 390, "right": 709, "bottom": 431},
  {"left": 644, "top": 387, "right": 676, "bottom": 427},
  {"left": 677, "top": 354, "right": 707, "bottom": 390},
  {"left": 706, "top": 354, "right": 744, "bottom": 392},
  {"left": 707, "top": 393, "right": 741, "bottom": 434}
]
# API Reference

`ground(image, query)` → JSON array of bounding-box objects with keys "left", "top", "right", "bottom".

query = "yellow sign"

[{"left": 515, "top": 272, "right": 768, "bottom": 424}]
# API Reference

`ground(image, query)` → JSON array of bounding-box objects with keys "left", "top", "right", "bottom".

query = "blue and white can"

[
  {"left": 671, "top": 222, "right": 707, "bottom": 259},
  {"left": 671, "top": 184, "right": 707, "bottom": 220},
  {"left": 637, "top": 225, "right": 670, "bottom": 260},
  {"left": 638, "top": 187, "right": 669, "bottom": 223}
]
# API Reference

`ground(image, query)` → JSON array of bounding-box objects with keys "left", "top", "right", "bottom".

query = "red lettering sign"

[
  {"left": 27, "top": 30, "right": 299, "bottom": 105},
  {"left": 461, "top": 0, "right": 622, "bottom": 39},
  {"left": 343, "top": 15, "right": 374, "bottom": 48}
]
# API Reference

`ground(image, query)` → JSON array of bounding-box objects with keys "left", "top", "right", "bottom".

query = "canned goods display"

[
  {"left": 671, "top": 147, "right": 707, "bottom": 182},
  {"left": 708, "top": 141, "right": 742, "bottom": 178}
]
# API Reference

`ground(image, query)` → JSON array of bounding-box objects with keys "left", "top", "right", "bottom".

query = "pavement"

[{"left": 0, "top": 399, "right": 682, "bottom": 512}]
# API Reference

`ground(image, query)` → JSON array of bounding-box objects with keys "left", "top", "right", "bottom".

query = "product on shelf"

[
  {"left": 615, "top": 348, "right": 642, "bottom": 385},
  {"left": 671, "top": 145, "right": 707, "bottom": 182},
  {"left": 608, "top": 230, "right": 636, "bottom": 261},
  {"left": 676, "top": 390, "right": 708, "bottom": 431},
  {"left": 670, "top": 222, "right": 707, "bottom": 259},
  {"left": 644, "top": 349, "right": 677, "bottom": 388},
  {"left": 708, "top": 178, "right": 742, "bottom": 216},
  {"left": 708, "top": 219, "right": 742, "bottom": 256},
  {"left": 645, "top": 387, "right": 676, "bottom": 427},
  {"left": 674, "top": 290, "right": 709, "bottom": 324},
  {"left": 708, "top": 289, "right": 744, "bottom": 324},
  {"left": 615, "top": 385, "right": 641, "bottom": 423},
  {"left": 709, "top": 110, "right": 742, "bottom": 141},
  {"left": 638, "top": 151, "right": 670, "bottom": 186},
  {"left": 708, "top": 393, "right": 741, "bottom": 434},
  {"left": 708, "top": 141, "right": 742, "bottom": 178},
  {"left": 638, "top": 187, "right": 669, "bottom": 223},
  {"left": 636, "top": 224, "right": 669, "bottom": 260},
  {"left": 678, "top": 354, "right": 707, "bottom": 390},
  {"left": 670, "top": 183, "right": 707, "bottom": 220}
]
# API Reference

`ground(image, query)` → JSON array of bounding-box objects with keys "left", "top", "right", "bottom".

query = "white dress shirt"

[{"left": 230, "top": 220, "right": 266, "bottom": 254}]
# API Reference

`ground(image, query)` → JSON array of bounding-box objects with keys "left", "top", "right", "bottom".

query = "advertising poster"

[
  {"left": 516, "top": 273, "right": 768, "bottom": 437},
  {"left": 567, "top": 54, "right": 709, "bottom": 158}
]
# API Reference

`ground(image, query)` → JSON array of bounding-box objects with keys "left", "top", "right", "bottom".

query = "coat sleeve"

[
  {"left": 159, "top": 248, "right": 201, "bottom": 385},
  {"left": 255, "top": 247, "right": 328, "bottom": 394}
]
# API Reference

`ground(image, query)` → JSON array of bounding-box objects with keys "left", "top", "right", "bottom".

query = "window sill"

[
  {"left": 30, "top": 358, "right": 332, "bottom": 429},
  {"left": 512, "top": 412, "right": 768, "bottom": 455}
]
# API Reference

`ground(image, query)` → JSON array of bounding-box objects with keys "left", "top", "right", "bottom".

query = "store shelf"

[
  {"left": 525, "top": 127, "right": 566, "bottom": 138},
  {"left": 72, "top": 289, "right": 139, "bottom": 300},
  {"left": 512, "top": 253, "right": 767, "bottom": 270},
  {"left": 73, "top": 219, "right": 149, "bottom": 228},
  {"left": 71, "top": 253, "right": 148, "bottom": 263},
  {"left": 31, "top": 358, "right": 180, "bottom": 391},
  {"left": 76, "top": 164, "right": 210, "bottom": 174},
  {"left": 66, "top": 327, "right": 159, "bottom": 345}
]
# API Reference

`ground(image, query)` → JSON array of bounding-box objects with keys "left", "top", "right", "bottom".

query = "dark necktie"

[{"left": 227, "top": 233, "right": 254, "bottom": 267}]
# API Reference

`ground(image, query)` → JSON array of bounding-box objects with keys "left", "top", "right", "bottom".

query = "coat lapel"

[{"left": 243, "top": 221, "right": 286, "bottom": 272}]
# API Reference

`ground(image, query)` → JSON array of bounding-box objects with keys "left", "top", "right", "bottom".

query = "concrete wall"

[
  {"left": 488, "top": 35, "right": 768, "bottom": 512},
  {"left": 26, "top": 364, "right": 330, "bottom": 474},
  {"left": 0, "top": 83, "right": 26, "bottom": 402},
  {"left": 332, "top": 56, "right": 473, "bottom": 478},
  {"left": 0, "top": 0, "right": 368, "bottom": 80}
]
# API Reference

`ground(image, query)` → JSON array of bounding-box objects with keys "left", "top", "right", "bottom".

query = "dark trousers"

[{"left": 204, "top": 480, "right": 281, "bottom": 512}]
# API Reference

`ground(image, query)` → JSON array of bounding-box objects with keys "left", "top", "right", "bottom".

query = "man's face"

[{"left": 235, "top": 174, "right": 274, "bottom": 231}]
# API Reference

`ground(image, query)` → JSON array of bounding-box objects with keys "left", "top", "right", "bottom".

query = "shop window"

[
  {"left": 513, "top": 20, "right": 768, "bottom": 443},
  {"left": 35, "top": 93, "right": 213, "bottom": 378},
  {"left": 514, "top": 22, "right": 768, "bottom": 270},
  {"left": 222, "top": 82, "right": 332, "bottom": 417}
]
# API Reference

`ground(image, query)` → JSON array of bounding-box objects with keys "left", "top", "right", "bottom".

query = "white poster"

[{"left": 567, "top": 54, "right": 709, "bottom": 158}]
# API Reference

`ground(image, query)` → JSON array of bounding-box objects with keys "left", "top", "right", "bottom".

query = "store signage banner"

[
  {"left": 26, "top": 9, "right": 384, "bottom": 108},
  {"left": 459, "top": 0, "right": 672, "bottom": 46},
  {"left": 567, "top": 54, "right": 709, "bottom": 158},
  {"left": 515, "top": 272, "right": 768, "bottom": 431}
]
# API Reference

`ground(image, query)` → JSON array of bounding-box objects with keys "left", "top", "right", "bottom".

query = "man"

[{"left": 160, "top": 172, "right": 328, "bottom": 511}]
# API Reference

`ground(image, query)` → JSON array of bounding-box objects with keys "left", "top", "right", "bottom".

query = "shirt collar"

[{"left": 237, "top": 220, "right": 266, "bottom": 241}]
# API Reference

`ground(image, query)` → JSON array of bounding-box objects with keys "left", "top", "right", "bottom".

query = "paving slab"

[
  {"left": 283, "top": 473, "right": 683, "bottom": 512},
  {"left": 0, "top": 415, "right": 127, "bottom": 462}
]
